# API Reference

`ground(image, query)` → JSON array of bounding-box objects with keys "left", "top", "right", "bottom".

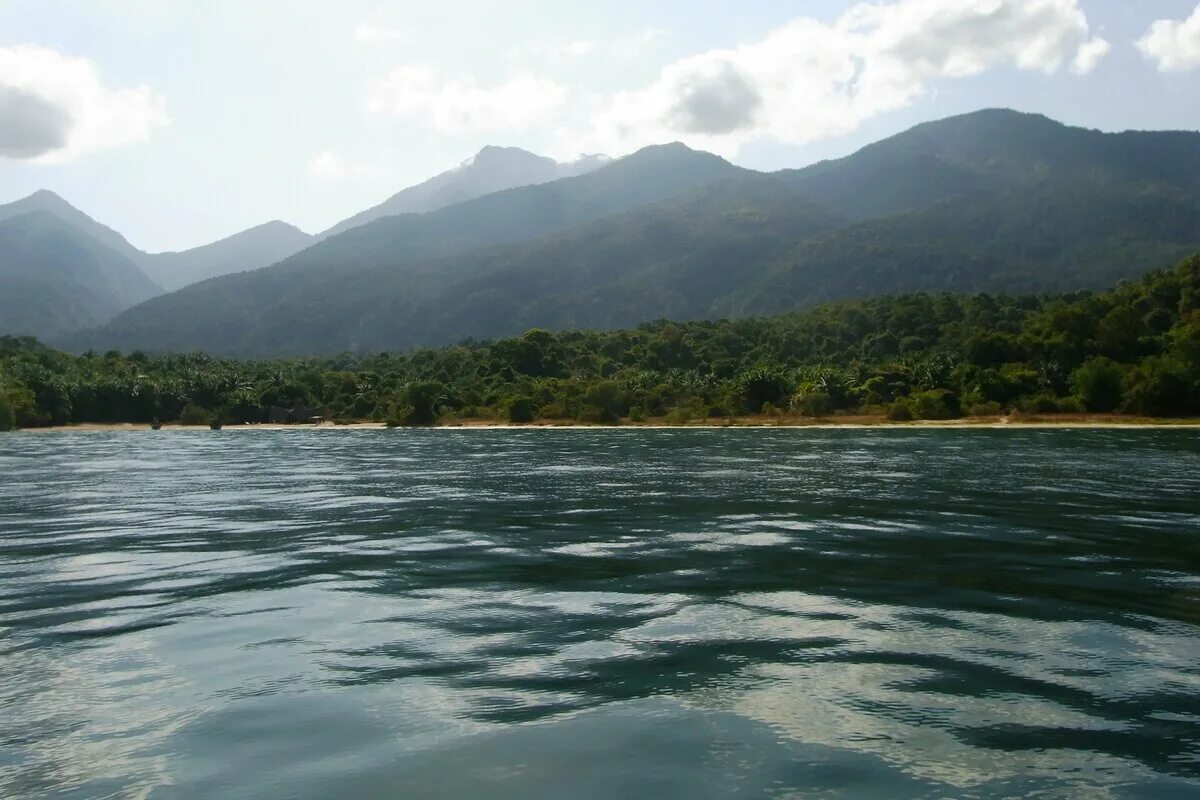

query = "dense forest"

[{"left": 1, "top": 255, "right": 1197, "bottom": 431}]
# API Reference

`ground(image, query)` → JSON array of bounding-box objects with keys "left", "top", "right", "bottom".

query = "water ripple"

[{"left": 0, "top": 428, "right": 1198, "bottom": 798}]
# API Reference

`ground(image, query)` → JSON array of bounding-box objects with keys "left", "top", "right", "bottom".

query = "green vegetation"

[
  {"left": 178, "top": 403, "right": 214, "bottom": 426},
  {"left": 0, "top": 382, "right": 14, "bottom": 431},
  {"left": 2, "top": 256, "right": 1198, "bottom": 429}
]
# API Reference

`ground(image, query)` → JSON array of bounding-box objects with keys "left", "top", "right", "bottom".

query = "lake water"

[{"left": 1, "top": 428, "right": 1198, "bottom": 799}]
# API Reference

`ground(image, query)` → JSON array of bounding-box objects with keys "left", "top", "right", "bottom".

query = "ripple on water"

[{"left": 0, "top": 428, "right": 1198, "bottom": 799}]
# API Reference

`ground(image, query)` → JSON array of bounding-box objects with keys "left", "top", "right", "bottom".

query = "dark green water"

[{"left": 1, "top": 429, "right": 1198, "bottom": 799}]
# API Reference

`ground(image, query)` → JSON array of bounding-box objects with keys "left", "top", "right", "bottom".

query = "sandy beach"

[{"left": 14, "top": 415, "right": 1200, "bottom": 432}]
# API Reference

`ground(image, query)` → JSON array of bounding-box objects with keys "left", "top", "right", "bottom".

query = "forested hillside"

[
  {"left": 4, "top": 255, "right": 1197, "bottom": 430},
  {"left": 76, "top": 110, "right": 1200, "bottom": 357},
  {"left": 0, "top": 211, "right": 161, "bottom": 340},
  {"left": 0, "top": 191, "right": 310, "bottom": 336}
]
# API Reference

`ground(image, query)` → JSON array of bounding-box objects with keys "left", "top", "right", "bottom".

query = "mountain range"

[
  {"left": 3, "top": 108, "right": 1198, "bottom": 356},
  {"left": 0, "top": 144, "right": 611, "bottom": 337}
]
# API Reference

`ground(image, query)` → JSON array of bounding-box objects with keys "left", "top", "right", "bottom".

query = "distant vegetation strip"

[{"left": 1, "top": 256, "right": 1198, "bottom": 432}]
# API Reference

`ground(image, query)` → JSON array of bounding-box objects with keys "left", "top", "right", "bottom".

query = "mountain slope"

[
  {"left": 0, "top": 190, "right": 144, "bottom": 261},
  {"left": 723, "top": 177, "right": 1200, "bottom": 317},
  {"left": 0, "top": 191, "right": 319, "bottom": 334},
  {"left": 75, "top": 109, "right": 1200, "bottom": 357},
  {"left": 0, "top": 211, "right": 162, "bottom": 340},
  {"left": 145, "top": 174, "right": 839, "bottom": 354},
  {"left": 80, "top": 143, "right": 745, "bottom": 353},
  {"left": 320, "top": 146, "right": 608, "bottom": 239},
  {"left": 781, "top": 108, "right": 1200, "bottom": 220},
  {"left": 143, "top": 221, "right": 313, "bottom": 291}
]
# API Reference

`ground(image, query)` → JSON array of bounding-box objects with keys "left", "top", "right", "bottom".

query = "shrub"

[
  {"left": 537, "top": 401, "right": 569, "bottom": 420},
  {"left": 1122, "top": 357, "right": 1195, "bottom": 416},
  {"left": 792, "top": 390, "right": 833, "bottom": 418},
  {"left": 1056, "top": 396, "right": 1086, "bottom": 414},
  {"left": 665, "top": 404, "right": 703, "bottom": 424},
  {"left": 506, "top": 396, "right": 536, "bottom": 424},
  {"left": 179, "top": 403, "right": 212, "bottom": 426},
  {"left": 887, "top": 401, "right": 914, "bottom": 421},
  {"left": 577, "top": 405, "right": 619, "bottom": 425},
  {"left": 1018, "top": 394, "right": 1060, "bottom": 414},
  {"left": 5, "top": 381, "right": 42, "bottom": 427},
  {"left": 583, "top": 381, "right": 628, "bottom": 422},
  {"left": 706, "top": 403, "right": 731, "bottom": 419},
  {"left": 0, "top": 387, "right": 14, "bottom": 431},
  {"left": 968, "top": 401, "right": 1004, "bottom": 417},
  {"left": 911, "top": 389, "right": 961, "bottom": 420},
  {"left": 1071, "top": 357, "right": 1124, "bottom": 412},
  {"left": 628, "top": 406, "right": 648, "bottom": 423},
  {"left": 397, "top": 382, "right": 444, "bottom": 426},
  {"left": 737, "top": 368, "right": 791, "bottom": 412}
]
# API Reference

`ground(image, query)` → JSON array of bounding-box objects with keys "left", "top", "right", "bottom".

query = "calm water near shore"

[{"left": 1, "top": 429, "right": 1198, "bottom": 798}]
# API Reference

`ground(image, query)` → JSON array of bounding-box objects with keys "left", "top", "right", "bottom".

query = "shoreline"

[{"left": 11, "top": 415, "right": 1200, "bottom": 433}]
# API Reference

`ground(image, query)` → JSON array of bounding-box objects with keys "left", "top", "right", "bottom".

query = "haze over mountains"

[
  {"left": 319, "top": 146, "right": 609, "bottom": 239},
  {"left": 3, "top": 109, "right": 1199, "bottom": 355},
  {"left": 0, "top": 144, "right": 613, "bottom": 338}
]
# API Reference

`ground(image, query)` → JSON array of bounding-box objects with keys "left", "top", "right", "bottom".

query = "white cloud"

[
  {"left": 576, "top": 0, "right": 1109, "bottom": 157},
  {"left": 0, "top": 44, "right": 168, "bottom": 162},
  {"left": 366, "top": 66, "right": 567, "bottom": 134},
  {"left": 354, "top": 23, "right": 408, "bottom": 44},
  {"left": 1071, "top": 36, "right": 1111, "bottom": 75},
  {"left": 1137, "top": 4, "right": 1200, "bottom": 73}
]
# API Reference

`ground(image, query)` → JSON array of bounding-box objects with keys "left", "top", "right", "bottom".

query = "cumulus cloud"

[
  {"left": 667, "top": 61, "right": 763, "bottom": 135},
  {"left": 578, "top": 0, "right": 1109, "bottom": 156},
  {"left": 367, "top": 66, "right": 567, "bottom": 134},
  {"left": 0, "top": 44, "right": 168, "bottom": 162},
  {"left": 1071, "top": 36, "right": 1111, "bottom": 75},
  {"left": 1137, "top": 4, "right": 1200, "bottom": 72},
  {"left": 0, "top": 86, "right": 71, "bottom": 158}
]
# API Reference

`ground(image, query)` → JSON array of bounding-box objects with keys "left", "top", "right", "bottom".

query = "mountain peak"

[
  {"left": 615, "top": 141, "right": 730, "bottom": 170},
  {"left": 28, "top": 188, "right": 68, "bottom": 202},
  {"left": 320, "top": 145, "right": 608, "bottom": 239},
  {"left": 13, "top": 189, "right": 76, "bottom": 213},
  {"left": 466, "top": 145, "right": 554, "bottom": 170}
]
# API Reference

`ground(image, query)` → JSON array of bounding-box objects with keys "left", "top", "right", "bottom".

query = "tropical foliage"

[{"left": 3, "top": 256, "right": 1198, "bottom": 428}]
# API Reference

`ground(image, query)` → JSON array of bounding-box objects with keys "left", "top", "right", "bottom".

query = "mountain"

[
  {"left": 142, "top": 221, "right": 313, "bottom": 291},
  {"left": 0, "top": 191, "right": 317, "bottom": 335},
  {"left": 75, "top": 110, "right": 1200, "bottom": 356},
  {"left": 319, "top": 146, "right": 609, "bottom": 239},
  {"left": 0, "top": 189, "right": 144, "bottom": 261},
  {"left": 780, "top": 108, "right": 1200, "bottom": 220},
  {"left": 297, "top": 175, "right": 840, "bottom": 351},
  {"left": 77, "top": 143, "right": 744, "bottom": 354},
  {"left": 724, "top": 177, "right": 1200, "bottom": 316},
  {"left": 727, "top": 109, "right": 1200, "bottom": 313},
  {"left": 0, "top": 211, "right": 161, "bottom": 340}
]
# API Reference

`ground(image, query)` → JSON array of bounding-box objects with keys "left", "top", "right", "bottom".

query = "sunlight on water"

[{"left": 0, "top": 429, "right": 1198, "bottom": 798}]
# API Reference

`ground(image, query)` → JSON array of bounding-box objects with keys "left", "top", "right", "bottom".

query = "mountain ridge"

[
  {"left": 15, "top": 108, "right": 1200, "bottom": 356},
  {"left": 318, "top": 145, "right": 610, "bottom": 239}
]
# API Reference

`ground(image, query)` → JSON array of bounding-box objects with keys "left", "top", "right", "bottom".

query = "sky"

[{"left": 1, "top": 0, "right": 1199, "bottom": 252}]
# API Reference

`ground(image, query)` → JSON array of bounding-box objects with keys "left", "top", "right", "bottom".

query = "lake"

[{"left": 1, "top": 428, "right": 1198, "bottom": 798}]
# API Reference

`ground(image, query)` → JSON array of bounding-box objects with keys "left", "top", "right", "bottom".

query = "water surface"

[{"left": 1, "top": 429, "right": 1198, "bottom": 798}]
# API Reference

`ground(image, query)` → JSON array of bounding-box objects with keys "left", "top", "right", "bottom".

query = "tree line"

[{"left": 2, "top": 255, "right": 1197, "bottom": 430}]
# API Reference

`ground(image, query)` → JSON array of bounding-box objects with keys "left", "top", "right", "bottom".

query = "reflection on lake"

[{"left": 1, "top": 429, "right": 1198, "bottom": 798}]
